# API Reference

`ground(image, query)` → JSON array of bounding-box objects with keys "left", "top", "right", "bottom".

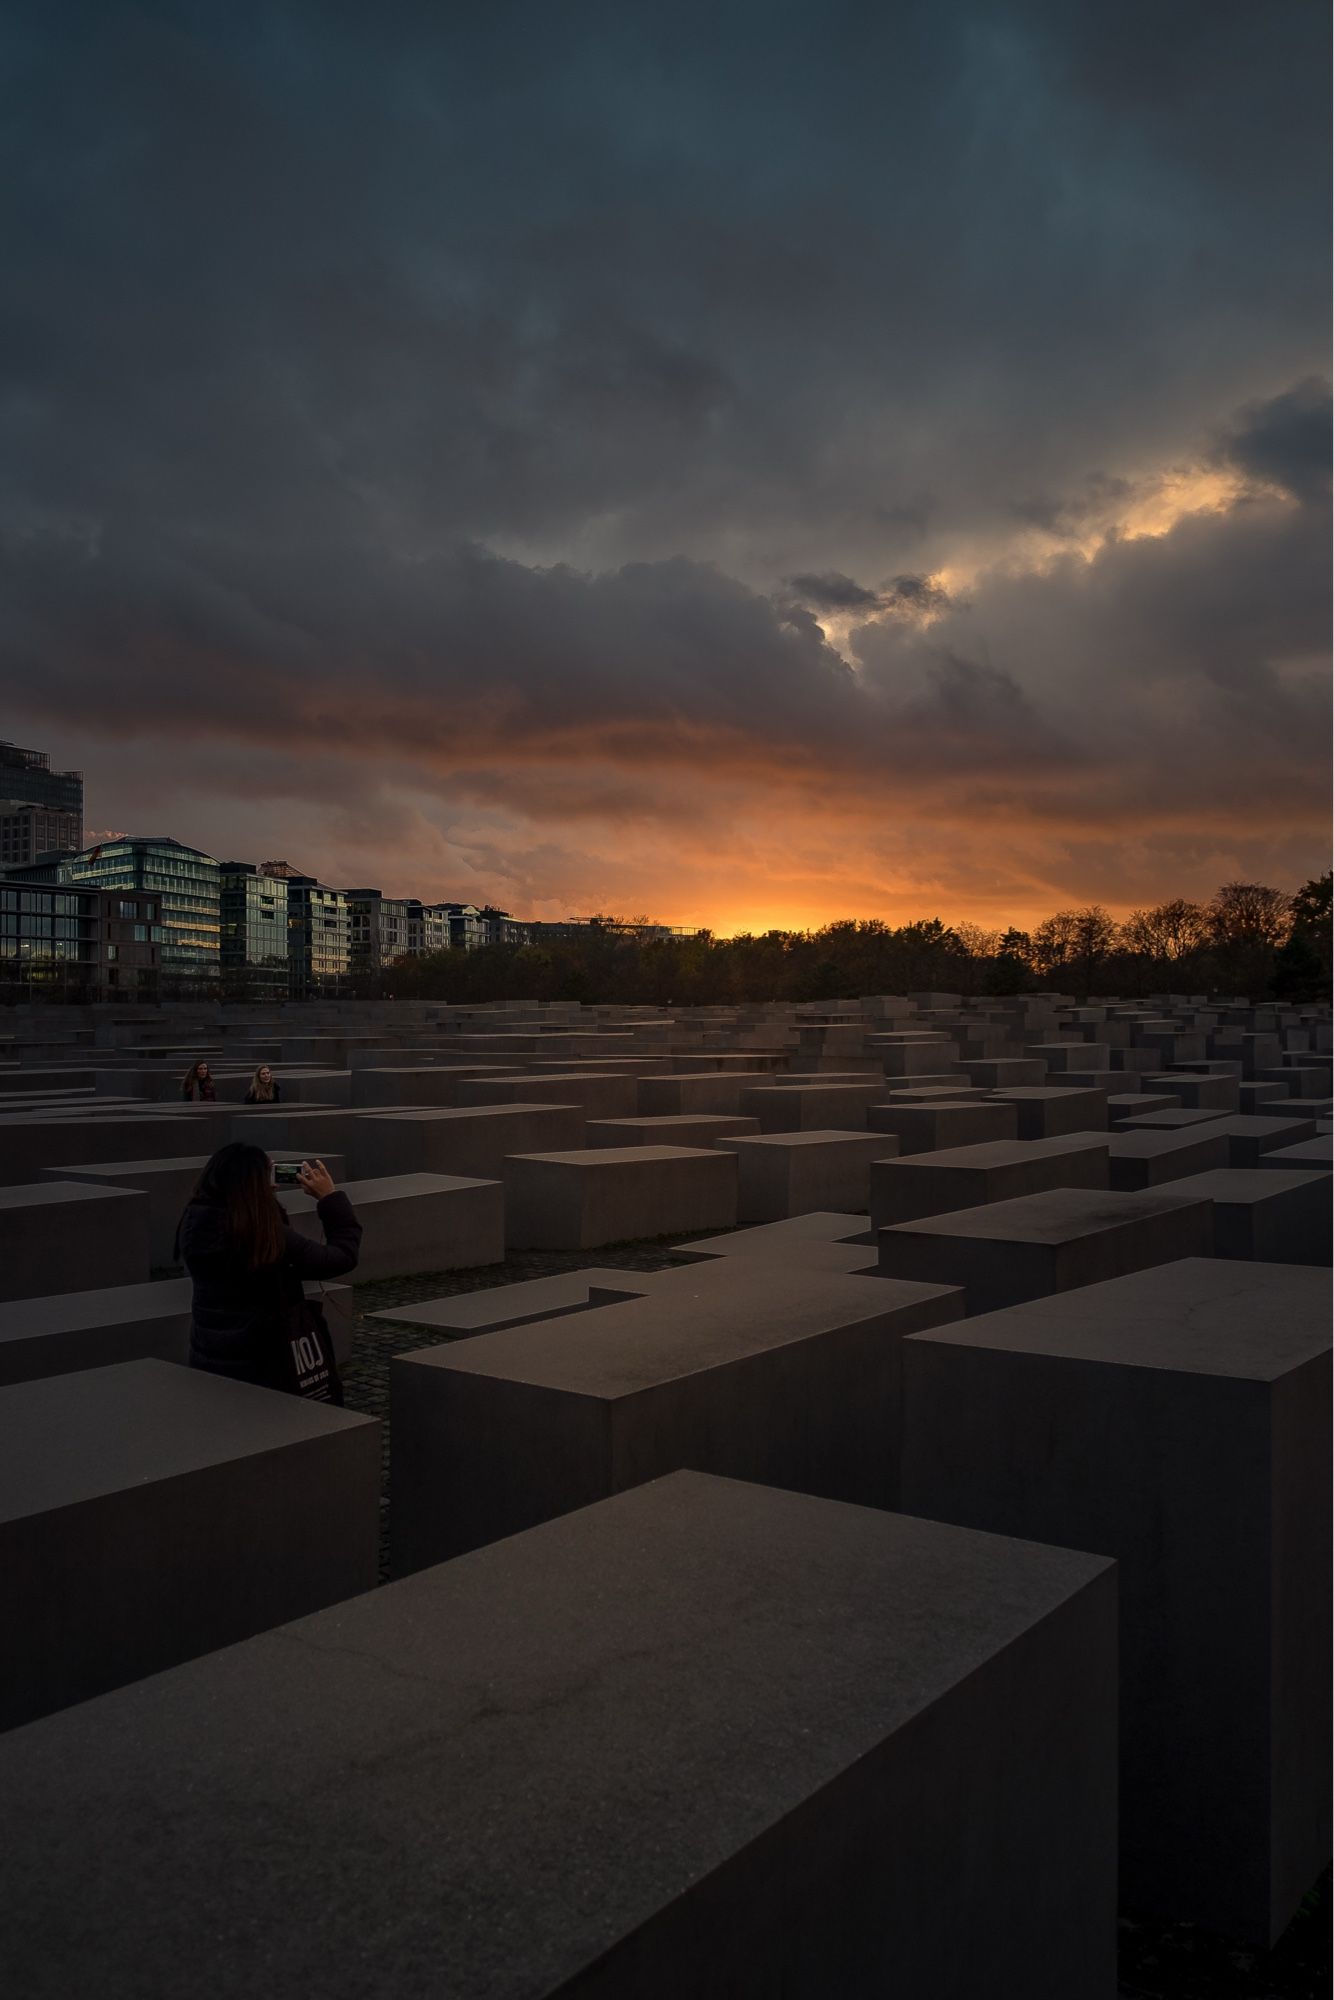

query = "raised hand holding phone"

[{"left": 297, "top": 1159, "right": 336, "bottom": 1200}]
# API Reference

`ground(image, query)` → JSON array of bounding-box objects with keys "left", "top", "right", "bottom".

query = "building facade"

[
  {"left": 420, "top": 902, "right": 486, "bottom": 951},
  {"left": 219, "top": 864, "right": 290, "bottom": 1000},
  {"left": 57, "top": 839, "right": 219, "bottom": 990},
  {"left": 0, "top": 879, "right": 160, "bottom": 1001},
  {"left": 347, "top": 891, "right": 424, "bottom": 974},
  {"left": 264, "top": 868, "right": 350, "bottom": 996},
  {"left": 479, "top": 906, "right": 530, "bottom": 948},
  {"left": 0, "top": 742, "right": 84, "bottom": 847},
  {"left": 0, "top": 802, "right": 84, "bottom": 870}
]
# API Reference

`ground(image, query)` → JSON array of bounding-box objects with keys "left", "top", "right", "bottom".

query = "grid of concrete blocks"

[{"left": 0, "top": 989, "right": 1329, "bottom": 1996}]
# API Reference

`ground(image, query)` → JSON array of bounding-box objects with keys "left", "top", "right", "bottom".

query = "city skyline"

[{"left": 1, "top": 3, "right": 1328, "bottom": 932}]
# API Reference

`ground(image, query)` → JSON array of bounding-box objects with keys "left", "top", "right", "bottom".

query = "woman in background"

[
  {"left": 181, "top": 1059, "right": 216, "bottom": 1102},
  {"left": 244, "top": 1064, "right": 282, "bottom": 1103},
  {"left": 177, "top": 1144, "right": 361, "bottom": 1393}
]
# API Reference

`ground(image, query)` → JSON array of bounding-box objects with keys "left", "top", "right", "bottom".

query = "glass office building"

[
  {"left": 219, "top": 864, "right": 290, "bottom": 999},
  {"left": 0, "top": 879, "right": 160, "bottom": 1000},
  {"left": 58, "top": 839, "right": 220, "bottom": 989},
  {"left": 347, "top": 891, "right": 423, "bottom": 972}
]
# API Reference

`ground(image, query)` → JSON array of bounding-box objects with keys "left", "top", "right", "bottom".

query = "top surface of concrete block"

[
  {"left": 0, "top": 1470, "right": 1113, "bottom": 2000},
  {"left": 881, "top": 1134, "right": 1110, "bottom": 1173},
  {"left": 681, "top": 1212, "right": 871, "bottom": 1254},
  {"left": 411, "top": 1265, "right": 959, "bottom": 1397},
  {"left": 0, "top": 1180, "right": 142, "bottom": 1212},
  {"left": 887, "top": 1185, "right": 1208, "bottom": 1246},
  {"left": 0, "top": 1360, "right": 374, "bottom": 1522},
  {"left": 0, "top": 1276, "right": 191, "bottom": 1342},
  {"left": 504, "top": 1144, "right": 722, "bottom": 1169},
  {"left": 909, "top": 1258, "right": 1329, "bottom": 1379},
  {"left": 283, "top": 1173, "right": 496, "bottom": 1211}
]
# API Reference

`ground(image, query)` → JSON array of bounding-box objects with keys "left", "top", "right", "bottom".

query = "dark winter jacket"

[
  {"left": 178, "top": 1191, "right": 361, "bottom": 1386},
  {"left": 182, "top": 1078, "right": 216, "bottom": 1102},
  {"left": 244, "top": 1083, "right": 282, "bottom": 1103}
]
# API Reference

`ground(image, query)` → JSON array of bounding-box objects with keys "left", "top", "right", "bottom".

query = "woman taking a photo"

[
  {"left": 177, "top": 1144, "right": 361, "bottom": 1400},
  {"left": 181, "top": 1059, "right": 216, "bottom": 1102},
  {"left": 244, "top": 1064, "right": 282, "bottom": 1103}
]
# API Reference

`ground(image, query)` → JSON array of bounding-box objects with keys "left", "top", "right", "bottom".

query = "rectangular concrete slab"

[
  {"left": 0, "top": 1471, "right": 1118, "bottom": 2000},
  {"left": 0, "top": 1180, "right": 151, "bottom": 1299},
  {"left": 1103, "top": 1126, "right": 1231, "bottom": 1190},
  {"left": 1169, "top": 1168, "right": 1332, "bottom": 1265},
  {"left": 0, "top": 1275, "right": 192, "bottom": 1384},
  {"left": 988, "top": 1087, "right": 1109, "bottom": 1138},
  {"left": 867, "top": 1099, "right": 1019, "bottom": 1155},
  {"left": 877, "top": 1185, "right": 1214, "bottom": 1312},
  {"left": 900, "top": 1259, "right": 1331, "bottom": 1944},
  {"left": 869, "top": 1133, "right": 1111, "bottom": 1231},
  {"left": 286, "top": 1173, "right": 504, "bottom": 1281},
  {"left": 370, "top": 1268, "right": 663, "bottom": 1336},
  {"left": 583, "top": 1113, "right": 762, "bottom": 1149},
  {"left": 0, "top": 1359, "right": 379, "bottom": 1731},
  {"left": 503, "top": 1145, "right": 738, "bottom": 1249},
  {"left": 737, "top": 1083, "right": 883, "bottom": 1132},
  {"left": 391, "top": 1265, "right": 963, "bottom": 1569},
  {"left": 715, "top": 1129, "right": 900, "bottom": 1221},
  {"left": 354, "top": 1104, "right": 586, "bottom": 1181}
]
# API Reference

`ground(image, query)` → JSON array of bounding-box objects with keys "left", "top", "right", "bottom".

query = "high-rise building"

[
  {"left": 0, "top": 802, "right": 83, "bottom": 869},
  {"left": 57, "top": 838, "right": 220, "bottom": 989},
  {"left": 219, "top": 864, "right": 290, "bottom": 1000},
  {"left": 262, "top": 865, "right": 350, "bottom": 996},
  {"left": 0, "top": 742, "right": 84, "bottom": 847}
]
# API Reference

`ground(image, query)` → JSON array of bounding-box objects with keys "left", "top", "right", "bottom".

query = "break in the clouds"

[{"left": 0, "top": 0, "right": 1328, "bottom": 929}]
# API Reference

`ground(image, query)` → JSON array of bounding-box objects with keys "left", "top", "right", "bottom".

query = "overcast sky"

[{"left": 2, "top": 0, "right": 1328, "bottom": 929}]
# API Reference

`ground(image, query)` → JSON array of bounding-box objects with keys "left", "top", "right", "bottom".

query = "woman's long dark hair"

[
  {"left": 187, "top": 1143, "right": 286, "bottom": 1269},
  {"left": 182, "top": 1058, "right": 211, "bottom": 1098}
]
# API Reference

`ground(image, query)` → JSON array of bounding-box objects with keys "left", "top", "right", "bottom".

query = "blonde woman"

[{"left": 244, "top": 1064, "right": 282, "bottom": 1104}]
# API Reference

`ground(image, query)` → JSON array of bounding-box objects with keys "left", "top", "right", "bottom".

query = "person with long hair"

[
  {"left": 177, "top": 1144, "right": 361, "bottom": 1393},
  {"left": 244, "top": 1064, "right": 282, "bottom": 1103},
  {"left": 181, "top": 1059, "right": 216, "bottom": 1102}
]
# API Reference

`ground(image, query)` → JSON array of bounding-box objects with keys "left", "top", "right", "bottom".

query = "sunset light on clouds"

[{"left": 1, "top": 2, "right": 1327, "bottom": 931}]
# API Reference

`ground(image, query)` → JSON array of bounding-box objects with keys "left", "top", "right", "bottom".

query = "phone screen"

[{"left": 274, "top": 1162, "right": 303, "bottom": 1186}]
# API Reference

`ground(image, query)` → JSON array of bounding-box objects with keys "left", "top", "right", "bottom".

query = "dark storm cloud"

[
  {"left": 0, "top": 0, "right": 1327, "bottom": 916},
  {"left": 1217, "top": 378, "right": 1332, "bottom": 504}
]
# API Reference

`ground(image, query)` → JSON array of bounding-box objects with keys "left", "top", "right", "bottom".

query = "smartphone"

[{"left": 273, "top": 1160, "right": 304, "bottom": 1187}]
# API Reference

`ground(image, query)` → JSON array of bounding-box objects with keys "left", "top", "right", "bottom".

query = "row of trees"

[{"left": 370, "top": 876, "right": 1332, "bottom": 1008}]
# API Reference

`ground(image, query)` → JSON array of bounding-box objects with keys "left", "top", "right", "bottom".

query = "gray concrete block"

[
  {"left": 391, "top": 1266, "right": 963, "bottom": 1569},
  {"left": 1257, "top": 1137, "right": 1333, "bottom": 1172},
  {"left": 737, "top": 1082, "right": 883, "bottom": 1132},
  {"left": 0, "top": 1113, "right": 214, "bottom": 1185},
  {"left": 869, "top": 1134, "right": 1111, "bottom": 1231},
  {"left": 988, "top": 1087, "right": 1109, "bottom": 1138},
  {"left": 637, "top": 1071, "right": 776, "bottom": 1116},
  {"left": 1104, "top": 1127, "right": 1231, "bottom": 1190},
  {"left": 0, "top": 1181, "right": 151, "bottom": 1299},
  {"left": 0, "top": 1471, "right": 1118, "bottom": 2000},
  {"left": 1114, "top": 1106, "right": 1230, "bottom": 1133},
  {"left": 0, "top": 1359, "right": 379, "bottom": 1731},
  {"left": 456, "top": 1072, "right": 641, "bottom": 1118},
  {"left": 583, "top": 1113, "right": 762, "bottom": 1149},
  {"left": 0, "top": 1276, "right": 192, "bottom": 1384},
  {"left": 503, "top": 1146, "right": 737, "bottom": 1249},
  {"left": 716, "top": 1130, "right": 899, "bottom": 1221},
  {"left": 868, "top": 1098, "right": 1019, "bottom": 1155},
  {"left": 353, "top": 1103, "right": 586, "bottom": 1181},
  {"left": 1145, "top": 1073, "right": 1240, "bottom": 1113},
  {"left": 877, "top": 1185, "right": 1214, "bottom": 1312},
  {"left": 1171, "top": 1168, "right": 1332, "bottom": 1265},
  {"left": 287, "top": 1173, "right": 504, "bottom": 1281},
  {"left": 1196, "top": 1115, "right": 1320, "bottom": 1168},
  {"left": 900, "top": 1259, "right": 1331, "bottom": 1943},
  {"left": 369, "top": 1267, "right": 658, "bottom": 1337}
]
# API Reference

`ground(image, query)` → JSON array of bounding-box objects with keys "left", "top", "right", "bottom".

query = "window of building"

[
  {"left": 119, "top": 900, "right": 138, "bottom": 919},
  {"left": 106, "top": 945, "right": 117, "bottom": 961}
]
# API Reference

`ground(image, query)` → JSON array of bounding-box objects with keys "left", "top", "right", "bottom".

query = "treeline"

[{"left": 369, "top": 875, "right": 1333, "bottom": 1008}]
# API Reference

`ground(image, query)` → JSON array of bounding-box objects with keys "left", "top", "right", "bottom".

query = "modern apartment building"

[
  {"left": 421, "top": 901, "right": 486, "bottom": 951},
  {"left": 56, "top": 838, "right": 220, "bottom": 989},
  {"left": 261, "top": 864, "right": 350, "bottom": 996},
  {"left": 347, "top": 891, "right": 424, "bottom": 972},
  {"left": 0, "top": 878, "right": 161, "bottom": 1000},
  {"left": 0, "top": 741, "right": 84, "bottom": 847},
  {"left": 480, "top": 906, "right": 531, "bottom": 948},
  {"left": 219, "top": 864, "right": 290, "bottom": 1000}
]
